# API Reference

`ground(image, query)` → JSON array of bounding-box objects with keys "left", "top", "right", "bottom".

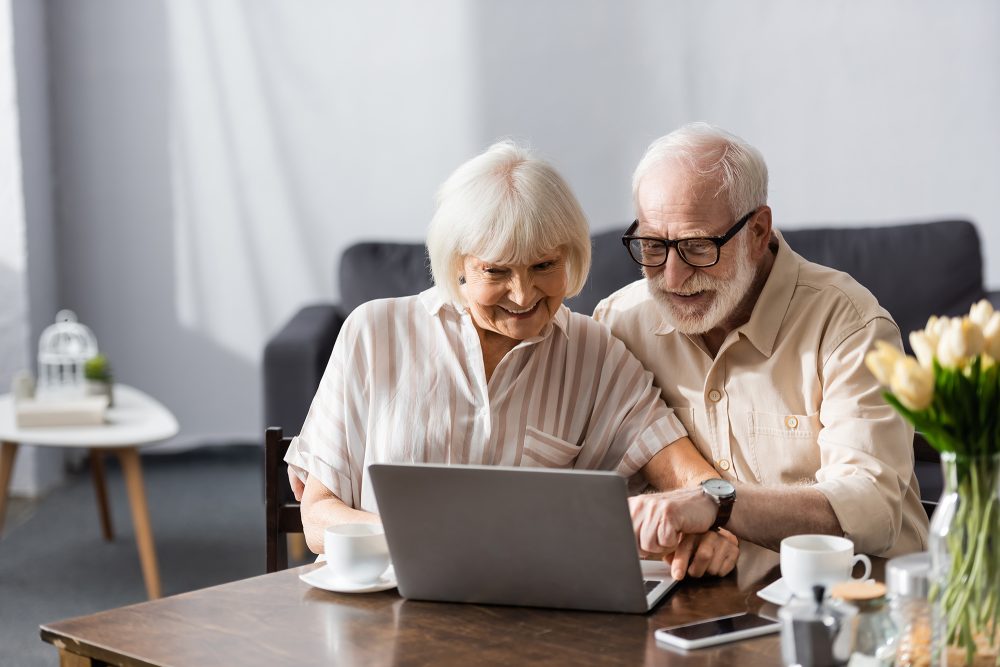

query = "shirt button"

[
  {"left": 786, "top": 416, "right": 799, "bottom": 429},
  {"left": 708, "top": 389, "right": 722, "bottom": 402},
  {"left": 718, "top": 459, "right": 731, "bottom": 471}
]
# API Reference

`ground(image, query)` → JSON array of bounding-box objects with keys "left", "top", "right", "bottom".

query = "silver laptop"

[{"left": 368, "top": 463, "right": 677, "bottom": 614}]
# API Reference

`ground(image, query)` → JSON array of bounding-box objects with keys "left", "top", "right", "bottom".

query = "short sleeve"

[
  {"left": 283, "top": 309, "right": 370, "bottom": 509},
  {"left": 583, "top": 328, "right": 687, "bottom": 491}
]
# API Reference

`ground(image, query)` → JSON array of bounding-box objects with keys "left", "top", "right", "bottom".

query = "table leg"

[
  {"left": 90, "top": 448, "right": 115, "bottom": 542},
  {"left": 0, "top": 441, "right": 19, "bottom": 536},
  {"left": 117, "top": 447, "right": 161, "bottom": 599},
  {"left": 89, "top": 449, "right": 114, "bottom": 541},
  {"left": 59, "top": 649, "right": 95, "bottom": 666}
]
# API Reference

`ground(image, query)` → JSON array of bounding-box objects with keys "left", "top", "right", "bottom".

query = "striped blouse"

[{"left": 285, "top": 287, "right": 686, "bottom": 513}]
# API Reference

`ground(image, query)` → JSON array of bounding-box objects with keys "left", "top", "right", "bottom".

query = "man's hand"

[
  {"left": 288, "top": 466, "right": 305, "bottom": 502},
  {"left": 628, "top": 488, "right": 720, "bottom": 554},
  {"left": 661, "top": 529, "right": 739, "bottom": 580}
]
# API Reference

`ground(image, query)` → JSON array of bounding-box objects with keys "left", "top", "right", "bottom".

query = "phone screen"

[{"left": 665, "top": 613, "right": 777, "bottom": 641}]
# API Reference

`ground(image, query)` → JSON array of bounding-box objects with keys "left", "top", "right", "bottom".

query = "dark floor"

[{"left": 0, "top": 445, "right": 308, "bottom": 667}]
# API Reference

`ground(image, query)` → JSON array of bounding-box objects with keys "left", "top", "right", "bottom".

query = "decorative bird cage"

[{"left": 36, "top": 310, "right": 99, "bottom": 398}]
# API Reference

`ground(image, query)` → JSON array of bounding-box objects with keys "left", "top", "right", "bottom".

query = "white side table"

[{"left": 0, "top": 384, "right": 178, "bottom": 599}]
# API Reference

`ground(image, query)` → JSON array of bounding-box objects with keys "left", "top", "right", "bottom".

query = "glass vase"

[{"left": 928, "top": 452, "right": 1000, "bottom": 667}]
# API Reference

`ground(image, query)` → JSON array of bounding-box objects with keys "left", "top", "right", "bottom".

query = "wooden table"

[
  {"left": 40, "top": 545, "right": 887, "bottom": 666},
  {"left": 0, "top": 384, "right": 179, "bottom": 599}
]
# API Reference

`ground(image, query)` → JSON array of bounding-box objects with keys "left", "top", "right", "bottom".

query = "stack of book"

[{"left": 14, "top": 396, "right": 109, "bottom": 428}]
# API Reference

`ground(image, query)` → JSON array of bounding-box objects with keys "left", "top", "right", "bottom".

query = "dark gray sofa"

[{"left": 264, "top": 219, "right": 999, "bottom": 503}]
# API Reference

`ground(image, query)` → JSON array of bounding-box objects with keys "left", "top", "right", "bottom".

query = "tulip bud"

[
  {"left": 937, "top": 317, "right": 984, "bottom": 368},
  {"left": 909, "top": 330, "right": 936, "bottom": 369},
  {"left": 969, "top": 299, "right": 995, "bottom": 330},
  {"left": 865, "top": 340, "right": 904, "bottom": 386},
  {"left": 890, "top": 357, "right": 934, "bottom": 411},
  {"left": 983, "top": 312, "right": 1000, "bottom": 361},
  {"left": 926, "top": 316, "right": 950, "bottom": 342}
]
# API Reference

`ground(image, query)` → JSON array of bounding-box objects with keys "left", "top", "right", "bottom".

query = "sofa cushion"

[
  {"left": 781, "top": 220, "right": 985, "bottom": 342},
  {"left": 339, "top": 242, "right": 433, "bottom": 314},
  {"left": 337, "top": 220, "right": 985, "bottom": 344}
]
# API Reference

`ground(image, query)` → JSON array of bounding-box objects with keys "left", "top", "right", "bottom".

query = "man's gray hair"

[
  {"left": 632, "top": 122, "right": 768, "bottom": 219},
  {"left": 427, "top": 140, "right": 591, "bottom": 305}
]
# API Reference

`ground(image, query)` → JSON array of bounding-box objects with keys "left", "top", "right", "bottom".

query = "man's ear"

[{"left": 748, "top": 206, "right": 773, "bottom": 257}]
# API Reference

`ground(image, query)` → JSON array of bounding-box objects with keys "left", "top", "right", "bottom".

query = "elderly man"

[{"left": 594, "top": 122, "right": 928, "bottom": 558}]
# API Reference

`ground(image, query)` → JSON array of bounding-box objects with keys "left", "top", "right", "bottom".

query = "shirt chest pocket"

[
  {"left": 747, "top": 411, "right": 822, "bottom": 485},
  {"left": 520, "top": 426, "right": 582, "bottom": 469}
]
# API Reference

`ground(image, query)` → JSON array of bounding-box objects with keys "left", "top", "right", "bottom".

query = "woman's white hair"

[
  {"left": 427, "top": 140, "right": 591, "bottom": 305},
  {"left": 632, "top": 122, "right": 768, "bottom": 219}
]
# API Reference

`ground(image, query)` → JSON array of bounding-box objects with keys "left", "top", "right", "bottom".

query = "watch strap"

[{"left": 710, "top": 495, "right": 734, "bottom": 531}]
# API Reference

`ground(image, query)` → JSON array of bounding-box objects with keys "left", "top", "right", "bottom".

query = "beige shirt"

[
  {"left": 594, "top": 232, "right": 928, "bottom": 557},
  {"left": 286, "top": 287, "right": 686, "bottom": 513}
]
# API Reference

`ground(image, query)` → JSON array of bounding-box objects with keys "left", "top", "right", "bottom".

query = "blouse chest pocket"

[
  {"left": 520, "top": 426, "right": 582, "bottom": 469},
  {"left": 747, "top": 411, "right": 822, "bottom": 485}
]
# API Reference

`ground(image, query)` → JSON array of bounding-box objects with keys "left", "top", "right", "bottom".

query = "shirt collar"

[
  {"left": 419, "top": 286, "right": 450, "bottom": 315},
  {"left": 419, "top": 286, "right": 570, "bottom": 341},
  {"left": 649, "top": 231, "right": 798, "bottom": 358},
  {"left": 738, "top": 230, "right": 797, "bottom": 358}
]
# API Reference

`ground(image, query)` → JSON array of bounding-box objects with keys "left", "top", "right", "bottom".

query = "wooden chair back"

[{"left": 265, "top": 427, "right": 303, "bottom": 573}]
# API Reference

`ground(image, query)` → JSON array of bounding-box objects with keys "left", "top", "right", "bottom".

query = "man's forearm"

[
  {"left": 728, "top": 484, "right": 842, "bottom": 551},
  {"left": 641, "top": 437, "right": 722, "bottom": 490}
]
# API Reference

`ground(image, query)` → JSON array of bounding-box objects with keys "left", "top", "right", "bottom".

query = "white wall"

[{"left": 40, "top": 0, "right": 1000, "bottom": 448}]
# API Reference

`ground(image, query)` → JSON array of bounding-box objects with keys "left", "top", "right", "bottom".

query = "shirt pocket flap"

[
  {"left": 750, "top": 411, "right": 819, "bottom": 438},
  {"left": 522, "top": 426, "right": 582, "bottom": 468}
]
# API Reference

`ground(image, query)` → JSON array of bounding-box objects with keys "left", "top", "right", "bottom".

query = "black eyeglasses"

[{"left": 621, "top": 208, "right": 757, "bottom": 268}]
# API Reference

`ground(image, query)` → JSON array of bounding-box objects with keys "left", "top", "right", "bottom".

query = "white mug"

[
  {"left": 323, "top": 523, "right": 391, "bottom": 584},
  {"left": 780, "top": 534, "right": 872, "bottom": 599}
]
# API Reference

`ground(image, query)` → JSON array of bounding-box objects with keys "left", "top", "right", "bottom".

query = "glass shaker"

[
  {"left": 780, "top": 585, "right": 857, "bottom": 667},
  {"left": 886, "top": 551, "right": 932, "bottom": 667},
  {"left": 830, "top": 580, "right": 897, "bottom": 667}
]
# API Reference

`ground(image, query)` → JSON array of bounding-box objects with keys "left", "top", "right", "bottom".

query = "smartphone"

[{"left": 655, "top": 612, "right": 781, "bottom": 650}]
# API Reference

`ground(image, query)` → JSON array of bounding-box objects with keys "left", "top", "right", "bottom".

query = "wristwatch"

[{"left": 701, "top": 478, "right": 736, "bottom": 530}]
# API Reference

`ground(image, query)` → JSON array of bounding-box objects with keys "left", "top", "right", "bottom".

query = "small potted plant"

[{"left": 84, "top": 353, "right": 114, "bottom": 407}]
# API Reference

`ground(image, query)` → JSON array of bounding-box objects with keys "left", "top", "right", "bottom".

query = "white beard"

[{"left": 647, "top": 234, "right": 756, "bottom": 335}]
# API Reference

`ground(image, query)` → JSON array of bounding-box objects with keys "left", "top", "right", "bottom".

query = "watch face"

[{"left": 703, "top": 478, "right": 736, "bottom": 497}]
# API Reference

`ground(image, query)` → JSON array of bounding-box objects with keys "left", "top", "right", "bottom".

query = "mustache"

[{"left": 649, "top": 271, "right": 723, "bottom": 295}]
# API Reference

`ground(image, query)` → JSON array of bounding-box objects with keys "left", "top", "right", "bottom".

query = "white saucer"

[
  {"left": 756, "top": 577, "right": 793, "bottom": 606},
  {"left": 757, "top": 577, "right": 874, "bottom": 606},
  {"left": 299, "top": 564, "right": 397, "bottom": 593}
]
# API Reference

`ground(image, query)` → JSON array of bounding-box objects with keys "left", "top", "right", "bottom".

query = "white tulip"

[
  {"left": 983, "top": 312, "right": 1000, "bottom": 361},
  {"left": 890, "top": 357, "right": 935, "bottom": 411},
  {"left": 909, "top": 330, "right": 937, "bottom": 369},
  {"left": 969, "top": 299, "right": 995, "bottom": 330},
  {"left": 937, "top": 317, "right": 985, "bottom": 369},
  {"left": 865, "top": 340, "right": 904, "bottom": 386},
  {"left": 926, "top": 315, "right": 950, "bottom": 342}
]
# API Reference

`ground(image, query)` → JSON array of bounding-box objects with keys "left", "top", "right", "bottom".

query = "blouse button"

[
  {"left": 718, "top": 459, "right": 731, "bottom": 471},
  {"left": 786, "top": 416, "right": 799, "bottom": 429},
  {"left": 708, "top": 389, "right": 722, "bottom": 402}
]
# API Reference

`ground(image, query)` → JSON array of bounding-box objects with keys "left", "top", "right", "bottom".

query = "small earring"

[{"left": 458, "top": 275, "right": 466, "bottom": 285}]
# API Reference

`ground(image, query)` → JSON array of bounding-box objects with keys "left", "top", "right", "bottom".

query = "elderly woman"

[{"left": 286, "top": 141, "right": 737, "bottom": 580}]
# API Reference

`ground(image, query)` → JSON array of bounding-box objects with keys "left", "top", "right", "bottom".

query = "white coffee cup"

[
  {"left": 323, "top": 523, "right": 391, "bottom": 584},
  {"left": 780, "top": 534, "right": 872, "bottom": 599}
]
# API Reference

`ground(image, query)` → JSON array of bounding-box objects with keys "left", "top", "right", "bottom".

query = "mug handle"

[{"left": 850, "top": 554, "right": 872, "bottom": 581}]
